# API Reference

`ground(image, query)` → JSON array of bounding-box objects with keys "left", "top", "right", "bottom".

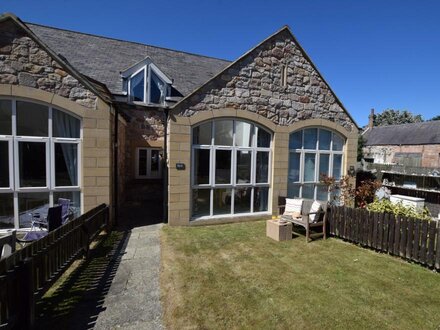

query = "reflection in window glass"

[
  {"left": 18, "top": 192, "right": 49, "bottom": 228},
  {"left": 55, "top": 143, "right": 78, "bottom": 186},
  {"left": 304, "top": 153, "right": 316, "bottom": 182},
  {"left": 150, "top": 70, "right": 164, "bottom": 104},
  {"left": 236, "top": 150, "right": 251, "bottom": 183},
  {"left": 0, "top": 194, "right": 14, "bottom": 228},
  {"left": 0, "top": 141, "right": 9, "bottom": 187},
  {"left": 333, "top": 133, "right": 344, "bottom": 151},
  {"left": 256, "top": 127, "right": 271, "bottom": 148},
  {"left": 288, "top": 153, "right": 300, "bottom": 182},
  {"left": 54, "top": 191, "right": 81, "bottom": 218},
  {"left": 215, "top": 150, "right": 231, "bottom": 184},
  {"left": 194, "top": 149, "right": 210, "bottom": 184},
  {"left": 319, "top": 154, "right": 330, "bottom": 178},
  {"left": 19, "top": 141, "right": 46, "bottom": 187},
  {"left": 333, "top": 154, "right": 342, "bottom": 180},
  {"left": 193, "top": 122, "right": 211, "bottom": 145},
  {"left": 302, "top": 184, "right": 314, "bottom": 199},
  {"left": 319, "top": 129, "right": 331, "bottom": 150},
  {"left": 234, "top": 187, "right": 251, "bottom": 213},
  {"left": 289, "top": 131, "right": 302, "bottom": 149},
  {"left": 213, "top": 189, "right": 231, "bottom": 215},
  {"left": 130, "top": 70, "right": 144, "bottom": 102},
  {"left": 17, "top": 101, "right": 48, "bottom": 136},
  {"left": 316, "top": 185, "right": 328, "bottom": 201},
  {"left": 53, "top": 109, "right": 80, "bottom": 138},
  {"left": 0, "top": 100, "right": 12, "bottom": 135},
  {"left": 192, "top": 189, "right": 211, "bottom": 218},
  {"left": 138, "top": 149, "right": 147, "bottom": 176},
  {"left": 151, "top": 150, "right": 160, "bottom": 172},
  {"left": 304, "top": 128, "right": 317, "bottom": 149},
  {"left": 287, "top": 183, "right": 300, "bottom": 198},
  {"left": 254, "top": 187, "right": 269, "bottom": 212},
  {"left": 256, "top": 152, "right": 269, "bottom": 183},
  {"left": 214, "top": 120, "right": 233, "bottom": 146},
  {"left": 235, "top": 122, "right": 253, "bottom": 147}
]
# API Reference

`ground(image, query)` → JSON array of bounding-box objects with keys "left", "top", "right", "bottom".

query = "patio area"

[{"left": 161, "top": 220, "right": 440, "bottom": 329}]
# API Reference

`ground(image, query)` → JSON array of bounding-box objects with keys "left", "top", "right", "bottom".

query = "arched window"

[
  {"left": 0, "top": 98, "right": 81, "bottom": 229},
  {"left": 288, "top": 128, "right": 345, "bottom": 201},
  {"left": 191, "top": 119, "right": 271, "bottom": 219}
]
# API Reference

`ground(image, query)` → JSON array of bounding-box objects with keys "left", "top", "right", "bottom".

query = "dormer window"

[{"left": 122, "top": 58, "right": 172, "bottom": 105}]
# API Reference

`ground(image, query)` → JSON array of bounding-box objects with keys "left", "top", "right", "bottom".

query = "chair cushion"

[
  {"left": 309, "top": 201, "right": 322, "bottom": 223},
  {"left": 284, "top": 198, "right": 303, "bottom": 218}
]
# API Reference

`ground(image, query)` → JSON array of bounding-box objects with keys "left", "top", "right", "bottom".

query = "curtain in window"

[{"left": 150, "top": 71, "right": 165, "bottom": 104}]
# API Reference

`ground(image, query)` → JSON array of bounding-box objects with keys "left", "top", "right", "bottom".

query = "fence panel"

[{"left": 328, "top": 206, "right": 439, "bottom": 271}]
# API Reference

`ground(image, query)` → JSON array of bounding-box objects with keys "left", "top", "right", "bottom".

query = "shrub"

[{"left": 367, "top": 199, "right": 432, "bottom": 221}]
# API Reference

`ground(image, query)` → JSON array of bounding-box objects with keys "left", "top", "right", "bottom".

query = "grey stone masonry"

[
  {"left": 175, "top": 29, "right": 356, "bottom": 132},
  {"left": 0, "top": 20, "right": 97, "bottom": 109}
]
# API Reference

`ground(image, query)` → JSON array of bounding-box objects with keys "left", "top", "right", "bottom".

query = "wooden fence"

[
  {"left": 0, "top": 204, "right": 109, "bottom": 329},
  {"left": 328, "top": 206, "right": 440, "bottom": 271}
]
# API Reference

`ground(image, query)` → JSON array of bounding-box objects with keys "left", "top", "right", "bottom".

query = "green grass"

[{"left": 161, "top": 221, "right": 440, "bottom": 330}]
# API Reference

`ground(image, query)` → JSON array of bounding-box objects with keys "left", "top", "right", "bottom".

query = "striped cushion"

[
  {"left": 284, "top": 198, "right": 303, "bottom": 218},
  {"left": 309, "top": 201, "right": 322, "bottom": 222}
]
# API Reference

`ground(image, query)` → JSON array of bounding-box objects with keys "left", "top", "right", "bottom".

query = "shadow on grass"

[{"left": 35, "top": 229, "right": 131, "bottom": 330}]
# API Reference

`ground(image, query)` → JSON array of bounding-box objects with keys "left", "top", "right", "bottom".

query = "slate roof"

[
  {"left": 363, "top": 121, "right": 440, "bottom": 145},
  {"left": 27, "top": 23, "right": 230, "bottom": 96}
]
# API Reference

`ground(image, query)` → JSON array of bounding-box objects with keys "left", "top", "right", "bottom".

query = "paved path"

[{"left": 94, "top": 223, "right": 164, "bottom": 329}]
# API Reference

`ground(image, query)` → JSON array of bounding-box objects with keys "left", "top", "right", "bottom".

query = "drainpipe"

[
  {"left": 113, "top": 104, "right": 119, "bottom": 226},
  {"left": 163, "top": 106, "right": 169, "bottom": 223}
]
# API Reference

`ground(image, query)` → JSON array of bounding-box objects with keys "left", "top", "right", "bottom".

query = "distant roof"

[
  {"left": 363, "top": 121, "right": 440, "bottom": 145},
  {"left": 27, "top": 23, "right": 230, "bottom": 96}
]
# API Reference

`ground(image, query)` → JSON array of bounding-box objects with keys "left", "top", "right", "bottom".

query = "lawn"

[{"left": 161, "top": 220, "right": 440, "bottom": 330}]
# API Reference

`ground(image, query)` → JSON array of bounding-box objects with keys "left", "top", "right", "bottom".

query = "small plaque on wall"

[{"left": 176, "top": 163, "right": 186, "bottom": 170}]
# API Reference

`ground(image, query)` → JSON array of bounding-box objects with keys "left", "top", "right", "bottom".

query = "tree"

[
  {"left": 428, "top": 115, "right": 440, "bottom": 121},
  {"left": 373, "top": 109, "right": 423, "bottom": 126}
]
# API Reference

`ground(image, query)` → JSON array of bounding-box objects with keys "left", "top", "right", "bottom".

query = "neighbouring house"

[
  {"left": 0, "top": 13, "right": 359, "bottom": 229},
  {"left": 362, "top": 111, "right": 440, "bottom": 215}
]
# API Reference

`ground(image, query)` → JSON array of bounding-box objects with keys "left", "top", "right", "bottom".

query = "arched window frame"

[{"left": 191, "top": 119, "right": 272, "bottom": 220}]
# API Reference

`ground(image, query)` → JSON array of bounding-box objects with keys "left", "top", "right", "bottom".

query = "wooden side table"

[{"left": 266, "top": 220, "right": 292, "bottom": 241}]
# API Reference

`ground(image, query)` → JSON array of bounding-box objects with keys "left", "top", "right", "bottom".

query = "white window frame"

[
  {"left": 135, "top": 147, "right": 162, "bottom": 179},
  {"left": 0, "top": 97, "right": 83, "bottom": 230},
  {"left": 288, "top": 128, "right": 345, "bottom": 201},
  {"left": 191, "top": 119, "right": 272, "bottom": 220}
]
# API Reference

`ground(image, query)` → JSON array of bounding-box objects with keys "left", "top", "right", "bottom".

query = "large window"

[
  {"left": 192, "top": 119, "right": 271, "bottom": 219},
  {"left": 288, "top": 128, "right": 344, "bottom": 201},
  {"left": 0, "top": 99, "right": 81, "bottom": 229}
]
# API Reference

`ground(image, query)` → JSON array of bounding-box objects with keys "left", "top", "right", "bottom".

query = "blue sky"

[{"left": 2, "top": 0, "right": 439, "bottom": 126}]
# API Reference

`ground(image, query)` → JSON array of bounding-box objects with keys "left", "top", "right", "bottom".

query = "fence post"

[{"left": 19, "top": 257, "right": 35, "bottom": 329}]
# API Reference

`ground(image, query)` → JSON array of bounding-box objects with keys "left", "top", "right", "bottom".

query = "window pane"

[
  {"left": 194, "top": 149, "right": 210, "bottom": 184},
  {"left": 289, "top": 131, "right": 302, "bottom": 149},
  {"left": 319, "top": 154, "right": 330, "bottom": 178},
  {"left": 0, "top": 141, "right": 9, "bottom": 187},
  {"left": 304, "top": 128, "right": 317, "bottom": 149},
  {"left": 55, "top": 143, "right": 78, "bottom": 186},
  {"left": 0, "top": 194, "right": 14, "bottom": 229},
  {"left": 316, "top": 185, "right": 328, "bottom": 201},
  {"left": 18, "top": 192, "right": 49, "bottom": 228},
  {"left": 319, "top": 129, "right": 331, "bottom": 150},
  {"left": 19, "top": 141, "right": 46, "bottom": 187},
  {"left": 214, "top": 120, "right": 233, "bottom": 146},
  {"left": 234, "top": 187, "right": 251, "bottom": 213},
  {"left": 0, "top": 100, "right": 12, "bottom": 135},
  {"left": 54, "top": 191, "right": 81, "bottom": 219},
  {"left": 16, "top": 101, "right": 48, "bottom": 136},
  {"left": 303, "top": 153, "right": 316, "bottom": 182},
  {"left": 53, "top": 109, "right": 80, "bottom": 138},
  {"left": 333, "top": 134, "right": 344, "bottom": 151},
  {"left": 138, "top": 149, "right": 147, "bottom": 176},
  {"left": 236, "top": 150, "right": 251, "bottom": 184},
  {"left": 192, "top": 189, "right": 210, "bottom": 218},
  {"left": 333, "top": 154, "right": 343, "bottom": 180},
  {"left": 130, "top": 70, "right": 144, "bottom": 102},
  {"left": 288, "top": 152, "right": 300, "bottom": 182},
  {"left": 256, "top": 152, "right": 269, "bottom": 183},
  {"left": 254, "top": 187, "right": 269, "bottom": 212},
  {"left": 215, "top": 150, "right": 231, "bottom": 184},
  {"left": 287, "top": 183, "right": 300, "bottom": 198},
  {"left": 193, "top": 122, "right": 212, "bottom": 145},
  {"left": 302, "top": 184, "right": 315, "bottom": 199},
  {"left": 150, "top": 70, "right": 165, "bottom": 104},
  {"left": 235, "top": 122, "right": 253, "bottom": 147},
  {"left": 213, "top": 188, "right": 231, "bottom": 215},
  {"left": 256, "top": 127, "right": 271, "bottom": 148},
  {"left": 151, "top": 150, "right": 160, "bottom": 172}
]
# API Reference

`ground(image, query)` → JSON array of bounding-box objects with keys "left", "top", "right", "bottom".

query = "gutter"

[
  {"left": 163, "top": 106, "right": 169, "bottom": 223},
  {"left": 113, "top": 104, "right": 119, "bottom": 226}
]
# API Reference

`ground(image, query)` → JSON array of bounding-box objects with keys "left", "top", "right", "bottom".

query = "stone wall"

[
  {"left": 363, "top": 145, "right": 440, "bottom": 168},
  {"left": 175, "top": 29, "right": 356, "bottom": 132},
  {"left": 0, "top": 20, "right": 97, "bottom": 109}
]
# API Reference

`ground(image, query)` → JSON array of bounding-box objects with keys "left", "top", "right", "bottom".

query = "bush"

[{"left": 367, "top": 199, "right": 432, "bottom": 221}]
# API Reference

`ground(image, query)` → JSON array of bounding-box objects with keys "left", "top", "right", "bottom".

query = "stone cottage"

[{"left": 0, "top": 13, "right": 358, "bottom": 229}]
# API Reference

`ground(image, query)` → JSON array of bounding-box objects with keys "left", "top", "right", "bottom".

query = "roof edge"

[{"left": 0, "top": 12, "right": 112, "bottom": 105}]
